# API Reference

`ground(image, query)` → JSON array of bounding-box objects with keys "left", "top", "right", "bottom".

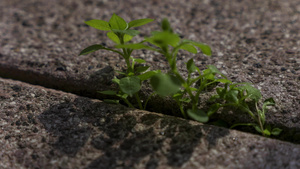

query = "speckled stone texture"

[
  {"left": 0, "top": 77, "right": 300, "bottom": 169},
  {"left": 1, "top": 0, "right": 299, "bottom": 143}
]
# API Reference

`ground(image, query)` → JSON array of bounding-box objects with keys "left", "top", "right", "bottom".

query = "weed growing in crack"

[
  {"left": 79, "top": 14, "right": 282, "bottom": 137},
  {"left": 79, "top": 14, "right": 155, "bottom": 109},
  {"left": 209, "top": 83, "right": 282, "bottom": 136}
]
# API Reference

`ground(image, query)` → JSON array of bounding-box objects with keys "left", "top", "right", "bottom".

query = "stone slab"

[
  {"left": 0, "top": 0, "right": 299, "bottom": 142},
  {"left": 0, "top": 77, "right": 300, "bottom": 169}
]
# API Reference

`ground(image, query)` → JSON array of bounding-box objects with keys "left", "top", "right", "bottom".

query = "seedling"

[
  {"left": 79, "top": 14, "right": 282, "bottom": 137},
  {"left": 116, "top": 19, "right": 230, "bottom": 122},
  {"left": 209, "top": 83, "right": 282, "bottom": 136},
  {"left": 79, "top": 14, "right": 155, "bottom": 109}
]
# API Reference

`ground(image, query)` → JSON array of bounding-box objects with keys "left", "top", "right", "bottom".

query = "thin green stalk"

[
  {"left": 180, "top": 105, "right": 187, "bottom": 118},
  {"left": 123, "top": 98, "right": 135, "bottom": 108},
  {"left": 193, "top": 80, "right": 208, "bottom": 109},
  {"left": 121, "top": 48, "right": 134, "bottom": 74},
  {"left": 166, "top": 51, "right": 198, "bottom": 112},
  {"left": 256, "top": 102, "right": 265, "bottom": 136},
  {"left": 135, "top": 93, "right": 143, "bottom": 110},
  {"left": 173, "top": 70, "right": 196, "bottom": 109},
  {"left": 143, "top": 92, "right": 155, "bottom": 110},
  {"left": 220, "top": 103, "right": 257, "bottom": 121},
  {"left": 175, "top": 100, "right": 187, "bottom": 118}
]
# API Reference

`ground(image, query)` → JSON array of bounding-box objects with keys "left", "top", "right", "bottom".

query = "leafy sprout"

[{"left": 79, "top": 14, "right": 281, "bottom": 137}]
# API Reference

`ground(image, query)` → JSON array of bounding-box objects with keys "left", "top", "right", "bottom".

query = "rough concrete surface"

[
  {"left": 0, "top": 0, "right": 300, "bottom": 168},
  {"left": 0, "top": 0, "right": 299, "bottom": 141}
]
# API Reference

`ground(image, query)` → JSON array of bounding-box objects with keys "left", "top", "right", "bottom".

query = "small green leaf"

[
  {"left": 271, "top": 128, "right": 282, "bottom": 136},
  {"left": 238, "top": 105, "right": 251, "bottom": 113},
  {"left": 124, "top": 34, "right": 133, "bottom": 42},
  {"left": 179, "top": 98, "right": 191, "bottom": 103},
  {"left": 115, "top": 43, "right": 153, "bottom": 50},
  {"left": 266, "top": 124, "right": 272, "bottom": 131},
  {"left": 103, "top": 99, "right": 119, "bottom": 104},
  {"left": 263, "top": 128, "right": 271, "bottom": 136},
  {"left": 115, "top": 70, "right": 126, "bottom": 75},
  {"left": 186, "top": 58, "right": 197, "bottom": 73},
  {"left": 173, "top": 93, "right": 183, "bottom": 99},
  {"left": 254, "top": 125, "right": 262, "bottom": 133},
  {"left": 116, "top": 93, "right": 128, "bottom": 99},
  {"left": 150, "top": 73, "right": 181, "bottom": 96},
  {"left": 98, "top": 90, "right": 117, "bottom": 95},
  {"left": 109, "top": 13, "right": 127, "bottom": 30},
  {"left": 112, "top": 77, "right": 120, "bottom": 84},
  {"left": 127, "top": 72, "right": 135, "bottom": 76},
  {"left": 216, "top": 79, "right": 232, "bottom": 84},
  {"left": 112, "top": 29, "right": 140, "bottom": 36},
  {"left": 132, "top": 58, "right": 146, "bottom": 64},
  {"left": 209, "top": 94, "right": 220, "bottom": 102},
  {"left": 225, "top": 89, "right": 239, "bottom": 103},
  {"left": 161, "top": 18, "right": 172, "bottom": 32},
  {"left": 229, "top": 83, "right": 241, "bottom": 90},
  {"left": 207, "top": 65, "right": 224, "bottom": 76},
  {"left": 216, "top": 86, "right": 227, "bottom": 98},
  {"left": 203, "top": 72, "right": 215, "bottom": 81},
  {"left": 180, "top": 44, "right": 198, "bottom": 53},
  {"left": 239, "top": 84, "right": 262, "bottom": 102},
  {"left": 190, "top": 87, "right": 197, "bottom": 91},
  {"left": 135, "top": 66, "right": 150, "bottom": 73},
  {"left": 129, "top": 18, "right": 154, "bottom": 28},
  {"left": 207, "top": 103, "right": 221, "bottom": 116},
  {"left": 187, "top": 109, "right": 209, "bottom": 123},
  {"left": 146, "top": 31, "right": 180, "bottom": 47},
  {"left": 84, "top": 20, "right": 111, "bottom": 31},
  {"left": 263, "top": 98, "right": 275, "bottom": 111},
  {"left": 138, "top": 70, "right": 160, "bottom": 81},
  {"left": 202, "top": 68, "right": 212, "bottom": 77},
  {"left": 79, "top": 45, "right": 105, "bottom": 55},
  {"left": 189, "top": 41, "right": 212, "bottom": 56},
  {"left": 119, "top": 76, "right": 141, "bottom": 96},
  {"left": 107, "top": 32, "right": 120, "bottom": 44}
]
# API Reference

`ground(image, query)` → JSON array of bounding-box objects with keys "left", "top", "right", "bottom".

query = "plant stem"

[
  {"left": 135, "top": 93, "right": 143, "bottom": 110},
  {"left": 180, "top": 105, "right": 187, "bottom": 118},
  {"left": 257, "top": 114, "right": 265, "bottom": 136},
  {"left": 143, "top": 92, "right": 155, "bottom": 110},
  {"left": 175, "top": 99, "right": 187, "bottom": 118},
  {"left": 165, "top": 52, "right": 198, "bottom": 112},
  {"left": 124, "top": 56, "right": 134, "bottom": 74},
  {"left": 256, "top": 102, "right": 265, "bottom": 136},
  {"left": 123, "top": 98, "right": 135, "bottom": 108}
]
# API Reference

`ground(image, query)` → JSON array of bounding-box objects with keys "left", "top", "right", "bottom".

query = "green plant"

[
  {"left": 79, "top": 14, "right": 156, "bottom": 109},
  {"left": 116, "top": 19, "right": 231, "bottom": 123},
  {"left": 79, "top": 14, "right": 282, "bottom": 137},
  {"left": 209, "top": 83, "right": 282, "bottom": 136}
]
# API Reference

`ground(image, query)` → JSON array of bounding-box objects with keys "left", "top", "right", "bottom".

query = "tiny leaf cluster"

[{"left": 79, "top": 14, "right": 282, "bottom": 137}]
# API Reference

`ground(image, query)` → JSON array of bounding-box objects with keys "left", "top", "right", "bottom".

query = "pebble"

[
  {"left": 221, "top": 70, "right": 227, "bottom": 75},
  {"left": 285, "top": 50, "right": 295, "bottom": 54},
  {"left": 281, "top": 67, "right": 287, "bottom": 71},
  {"left": 253, "top": 63, "right": 262, "bottom": 68},
  {"left": 217, "top": 52, "right": 224, "bottom": 57},
  {"left": 56, "top": 67, "right": 66, "bottom": 71}
]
